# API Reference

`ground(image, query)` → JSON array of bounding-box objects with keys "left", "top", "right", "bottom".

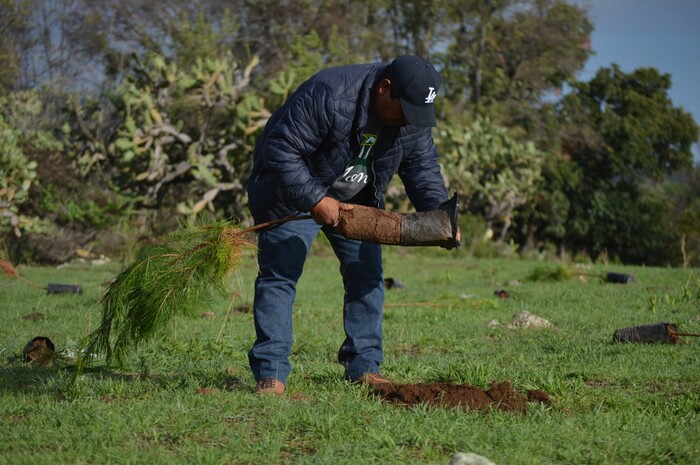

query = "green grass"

[{"left": 1, "top": 248, "right": 699, "bottom": 465}]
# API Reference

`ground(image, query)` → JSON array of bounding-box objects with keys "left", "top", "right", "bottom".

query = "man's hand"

[
  {"left": 448, "top": 226, "right": 462, "bottom": 250},
  {"left": 310, "top": 196, "right": 340, "bottom": 226},
  {"left": 311, "top": 197, "right": 355, "bottom": 226},
  {"left": 440, "top": 225, "right": 462, "bottom": 250}
]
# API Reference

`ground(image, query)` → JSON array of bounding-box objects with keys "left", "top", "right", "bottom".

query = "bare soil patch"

[{"left": 371, "top": 380, "right": 552, "bottom": 413}]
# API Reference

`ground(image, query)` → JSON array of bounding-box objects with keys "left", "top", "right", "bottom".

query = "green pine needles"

[{"left": 85, "top": 218, "right": 256, "bottom": 366}]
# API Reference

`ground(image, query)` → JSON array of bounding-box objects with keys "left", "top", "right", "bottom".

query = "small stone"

[
  {"left": 486, "top": 319, "right": 501, "bottom": 328},
  {"left": 450, "top": 452, "right": 496, "bottom": 465},
  {"left": 507, "top": 310, "right": 553, "bottom": 329}
]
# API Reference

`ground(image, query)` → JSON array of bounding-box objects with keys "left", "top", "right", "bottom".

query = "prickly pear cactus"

[
  {"left": 436, "top": 117, "right": 544, "bottom": 240},
  {"left": 106, "top": 51, "right": 267, "bottom": 218},
  {"left": 0, "top": 91, "right": 60, "bottom": 237}
]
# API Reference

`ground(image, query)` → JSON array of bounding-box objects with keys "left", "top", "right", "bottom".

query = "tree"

[
  {"left": 73, "top": 0, "right": 393, "bottom": 82},
  {"left": 440, "top": 0, "right": 512, "bottom": 112},
  {"left": 547, "top": 65, "right": 699, "bottom": 264},
  {"left": 437, "top": 117, "right": 544, "bottom": 241},
  {"left": 97, "top": 51, "right": 267, "bottom": 220},
  {"left": 0, "top": 90, "right": 62, "bottom": 239},
  {"left": 666, "top": 166, "right": 700, "bottom": 267},
  {"left": 491, "top": 1, "right": 592, "bottom": 105},
  {"left": 0, "top": 0, "right": 31, "bottom": 93},
  {"left": 563, "top": 65, "right": 698, "bottom": 181},
  {"left": 439, "top": 0, "right": 592, "bottom": 127}
]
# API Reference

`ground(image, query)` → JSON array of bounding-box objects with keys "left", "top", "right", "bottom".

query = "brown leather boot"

[
  {"left": 349, "top": 372, "right": 392, "bottom": 388},
  {"left": 254, "top": 378, "right": 285, "bottom": 395}
]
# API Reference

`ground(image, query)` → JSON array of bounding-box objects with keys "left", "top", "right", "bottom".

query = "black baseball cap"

[{"left": 386, "top": 55, "right": 441, "bottom": 127}]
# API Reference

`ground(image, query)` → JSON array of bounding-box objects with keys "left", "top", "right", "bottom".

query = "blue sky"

[{"left": 575, "top": 0, "right": 700, "bottom": 162}]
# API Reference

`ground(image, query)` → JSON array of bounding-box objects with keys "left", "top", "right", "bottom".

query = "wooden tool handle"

[{"left": 670, "top": 331, "right": 700, "bottom": 337}]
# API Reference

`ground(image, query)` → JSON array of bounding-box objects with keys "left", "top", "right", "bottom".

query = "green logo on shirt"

[{"left": 361, "top": 134, "right": 379, "bottom": 146}]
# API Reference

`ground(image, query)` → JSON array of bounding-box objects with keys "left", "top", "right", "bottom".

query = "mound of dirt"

[{"left": 371, "top": 380, "right": 552, "bottom": 413}]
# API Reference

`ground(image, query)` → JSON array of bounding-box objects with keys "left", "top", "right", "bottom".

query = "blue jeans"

[{"left": 248, "top": 217, "right": 384, "bottom": 384}]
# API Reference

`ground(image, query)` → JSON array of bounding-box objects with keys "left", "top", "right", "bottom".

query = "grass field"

[{"left": 1, "top": 246, "right": 699, "bottom": 465}]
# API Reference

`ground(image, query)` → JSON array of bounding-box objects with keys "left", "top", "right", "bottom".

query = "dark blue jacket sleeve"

[
  {"left": 257, "top": 82, "right": 335, "bottom": 213},
  {"left": 398, "top": 128, "right": 449, "bottom": 212}
]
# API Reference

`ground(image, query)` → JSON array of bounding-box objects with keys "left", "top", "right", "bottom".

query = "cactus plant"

[
  {"left": 437, "top": 117, "right": 544, "bottom": 241},
  {"left": 103, "top": 51, "right": 267, "bottom": 220}
]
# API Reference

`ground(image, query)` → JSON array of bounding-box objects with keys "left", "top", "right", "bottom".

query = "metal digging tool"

[{"left": 612, "top": 322, "right": 700, "bottom": 344}]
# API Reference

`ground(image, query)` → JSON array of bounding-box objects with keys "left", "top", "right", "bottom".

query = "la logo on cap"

[{"left": 425, "top": 87, "right": 437, "bottom": 104}]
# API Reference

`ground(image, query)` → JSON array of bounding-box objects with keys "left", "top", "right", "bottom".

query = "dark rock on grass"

[
  {"left": 494, "top": 289, "right": 509, "bottom": 299},
  {"left": 384, "top": 277, "right": 406, "bottom": 290},
  {"left": 22, "top": 336, "right": 55, "bottom": 363}
]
